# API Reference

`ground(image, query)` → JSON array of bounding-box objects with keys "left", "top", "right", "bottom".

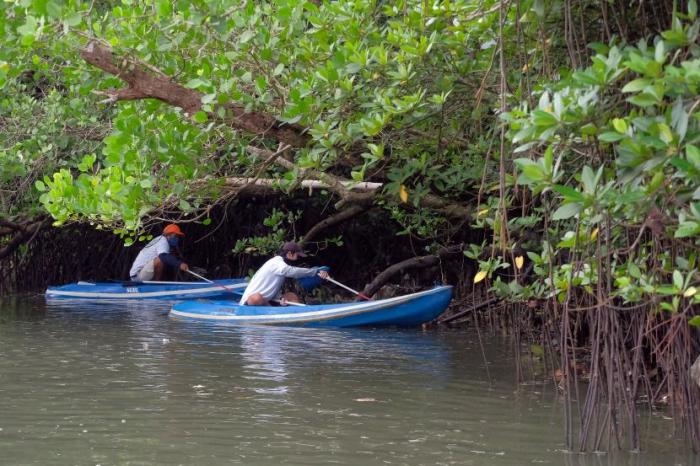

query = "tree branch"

[
  {"left": 301, "top": 204, "right": 369, "bottom": 244},
  {"left": 363, "top": 244, "right": 464, "bottom": 297},
  {"left": 80, "top": 41, "right": 309, "bottom": 147},
  {"left": 245, "top": 146, "right": 473, "bottom": 220},
  {"left": 0, "top": 219, "right": 47, "bottom": 261}
]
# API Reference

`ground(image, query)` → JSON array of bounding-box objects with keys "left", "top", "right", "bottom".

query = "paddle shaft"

[
  {"left": 272, "top": 299, "right": 306, "bottom": 307},
  {"left": 186, "top": 269, "right": 213, "bottom": 283},
  {"left": 187, "top": 269, "right": 302, "bottom": 305},
  {"left": 186, "top": 269, "right": 242, "bottom": 295},
  {"left": 187, "top": 269, "right": 306, "bottom": 306},
  {"left": 325, "top": 277, "right": 372, "bottom": 300}
]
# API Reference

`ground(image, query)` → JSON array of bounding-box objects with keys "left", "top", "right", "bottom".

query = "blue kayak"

[
  {"left": 45, "top": 279, "right": 247, "bottom": 300},
  {"left": 170, "top": 285, "right": 452, "bottom": 327}
]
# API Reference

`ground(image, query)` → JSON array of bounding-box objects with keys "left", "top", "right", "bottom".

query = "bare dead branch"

[
  {"left": 301, "top": 204, "right": 369, "bottom": 244},
  {"left": 363, "top": 244, "right": 464, "bottom": 296}
]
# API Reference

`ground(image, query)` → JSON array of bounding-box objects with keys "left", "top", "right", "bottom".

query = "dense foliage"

[{"left": 500, "top": 14, "right": 700, "bottom": 314}]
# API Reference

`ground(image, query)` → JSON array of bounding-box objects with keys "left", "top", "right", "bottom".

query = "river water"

[{"left": 0, "top": 296, "right": 697, "bottom": 466}]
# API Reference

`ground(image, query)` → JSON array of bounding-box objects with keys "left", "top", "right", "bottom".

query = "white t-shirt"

[
  {"left": 129, "top": 236, "right": 170, "bottom": 278},
  {"left": 240, "top": 255, "right": 318, "bottom": 304}
]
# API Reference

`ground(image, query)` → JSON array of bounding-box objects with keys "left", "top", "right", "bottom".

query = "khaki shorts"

[{"left": 134, "top": 260, "right": 155, "bottom": 281}]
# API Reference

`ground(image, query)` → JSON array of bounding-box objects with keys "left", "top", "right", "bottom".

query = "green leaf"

[
  {"left": 157, "top": 0, "right": 172, "bottom": 16},
  {"left": 581, "top": 166, "right": 596, "bottom": 194},
  {"left": 673, "top": 270, "right": 684, "bottom": 290},
  {"left": 688, "top": 145, "right": 700, "bottom": 168},
  {"left": 622, "top": 78, "right": 651, "bottom": 93},
  {"left": 47, "top": 1, "right": 63, "bottom": 18},
  {"left": 599, "top": 131, "right": 625, "bottom": 142},
  {"left": 670, "top": 156, "right": 694, "bottom": 174},
  {"left": 193, "top": 111, "right": 208, "bottom": 123},
  {"left": 688, "top": 316, "right": 700, "bottom": 327},
  {"left": 201, "top": 93, "right": 216, "bottom": 104},
  {"left": 17, "top": 16, "right": 38, "bottom": 37},
  {"left": 572, "top": 70, "right": 600, "bottom": 86},
  {"left": 658, "top": 123, "right": 674, "bottom": 144},
  {"left": 185, "top": 79, "right": 208, "bottom": 90},
  {"left": 239, "top": 30, "right": 255, "bottom": 43},
  {"left": 657, "top": 286, "right": 678, "bottom": 296},
  {"left": 532, "top": 110, "right": 558, "bottom": 127},
  {"left": 627, "top": 94, "right": 659, "bottom": 107},
  {"left": 64, "top": 12, "right": 82, "bottom": 27},
  {"left": 675, "top": 221, "right": 700, "bottom": 238},
  {"left": 612, "top": 118, "right": 627, "bottom": 133},
  {"left": 552, "top": 185, "right": 585, "bottom": 202},
  {"left": 552, "top": 203, "right": 582, "bottom": 220},
  {"left": 654, "top": 40, "right": 666, "bottom": 63},
  {"left": 35, "top": 180, "right": 46, "bottom": 192},
  {"left": 523, "top": 164, "right": 547, "bottom": 182}
]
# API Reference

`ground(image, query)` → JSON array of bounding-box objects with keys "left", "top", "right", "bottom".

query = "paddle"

[
  {"left": 186, "top": 269, "right": 242, "bottom": 296},
  {"left": 186, "top": 269, "right": 214, "bottom": 283},
  {"left": 186, "top": 269, "right": 304, "bottom": 306},
  {"left": 324, "top": 276, "right": 372, "bottom": 301},
  {"left": 273, "top": 298, "right": 306, "bottom": 307}
]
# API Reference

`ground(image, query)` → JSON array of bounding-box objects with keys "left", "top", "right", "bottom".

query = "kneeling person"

[
  {"left": 129, "top": 224, "right": 189, "bottom": 281},
  {"left": 240, "top": 242, "right": 329, "bottom": 306}
]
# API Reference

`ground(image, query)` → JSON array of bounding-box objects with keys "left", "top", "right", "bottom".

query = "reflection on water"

[{"left": 0, "top": 295, "right": 696, "bottom": 466}]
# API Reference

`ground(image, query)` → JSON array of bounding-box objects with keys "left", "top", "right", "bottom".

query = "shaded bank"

[{"left": 0, "top": 197, "right": 477, "bottom": 296}]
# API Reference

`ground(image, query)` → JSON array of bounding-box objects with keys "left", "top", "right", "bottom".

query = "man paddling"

[
  {"left": 240, "top": 241, "right": 329, "bottom": 306},
  {"left": 129, "top": 224, "right": 189, "bottom": 281}
]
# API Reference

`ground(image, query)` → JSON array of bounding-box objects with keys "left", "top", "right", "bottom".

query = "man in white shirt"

[
  {"left": 240, "top": 242, "right": 329, "bottom": 306},
  {"left": 129, "top": 224, "right": 189, "bottom": 281}
]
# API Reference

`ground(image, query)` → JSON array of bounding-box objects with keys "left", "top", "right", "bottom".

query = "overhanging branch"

[
  {"left": 0, "top": 218, "right": 47, "bottom": 261},
  {"left": 245, "top": 146, "right": 473, "bottom": 220},
  {"left": 80, "top": 41, "right": 309, "bottom": 147}
]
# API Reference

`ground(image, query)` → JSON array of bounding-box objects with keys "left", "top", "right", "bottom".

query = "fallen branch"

[
  {"left": 438, "top": 297, "right": 501, "bottom": 324},
  {"left": 363, "top": 244, "right": 464, "bottom": 297}
]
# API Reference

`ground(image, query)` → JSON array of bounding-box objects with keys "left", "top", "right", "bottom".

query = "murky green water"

[{"left": 0, "top": 296, "right": 696, "bottom": 466}]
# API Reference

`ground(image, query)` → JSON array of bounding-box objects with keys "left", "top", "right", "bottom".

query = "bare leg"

[
  {"left": 153, "top": 257, "right": 165, "bottom": 280},
  {"left": 245, "top": 293, "right": 268, "bottom": 306}
]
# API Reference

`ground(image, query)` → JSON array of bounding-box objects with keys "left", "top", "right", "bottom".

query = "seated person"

[
  {"left": 129, "top": 224, "right": 189, "bottom": 281},
  {"left": 240, "top": 241, "right": 329, "bottom": 306}
]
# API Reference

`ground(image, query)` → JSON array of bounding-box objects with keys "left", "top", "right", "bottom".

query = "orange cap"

[{"left": 163, "top": 224, "right": 185, "bottom": 237}]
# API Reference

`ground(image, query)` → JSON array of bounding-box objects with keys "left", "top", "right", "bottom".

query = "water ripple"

[{"left": 0, "top": 296, "right": 695, "bottom": 466}]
